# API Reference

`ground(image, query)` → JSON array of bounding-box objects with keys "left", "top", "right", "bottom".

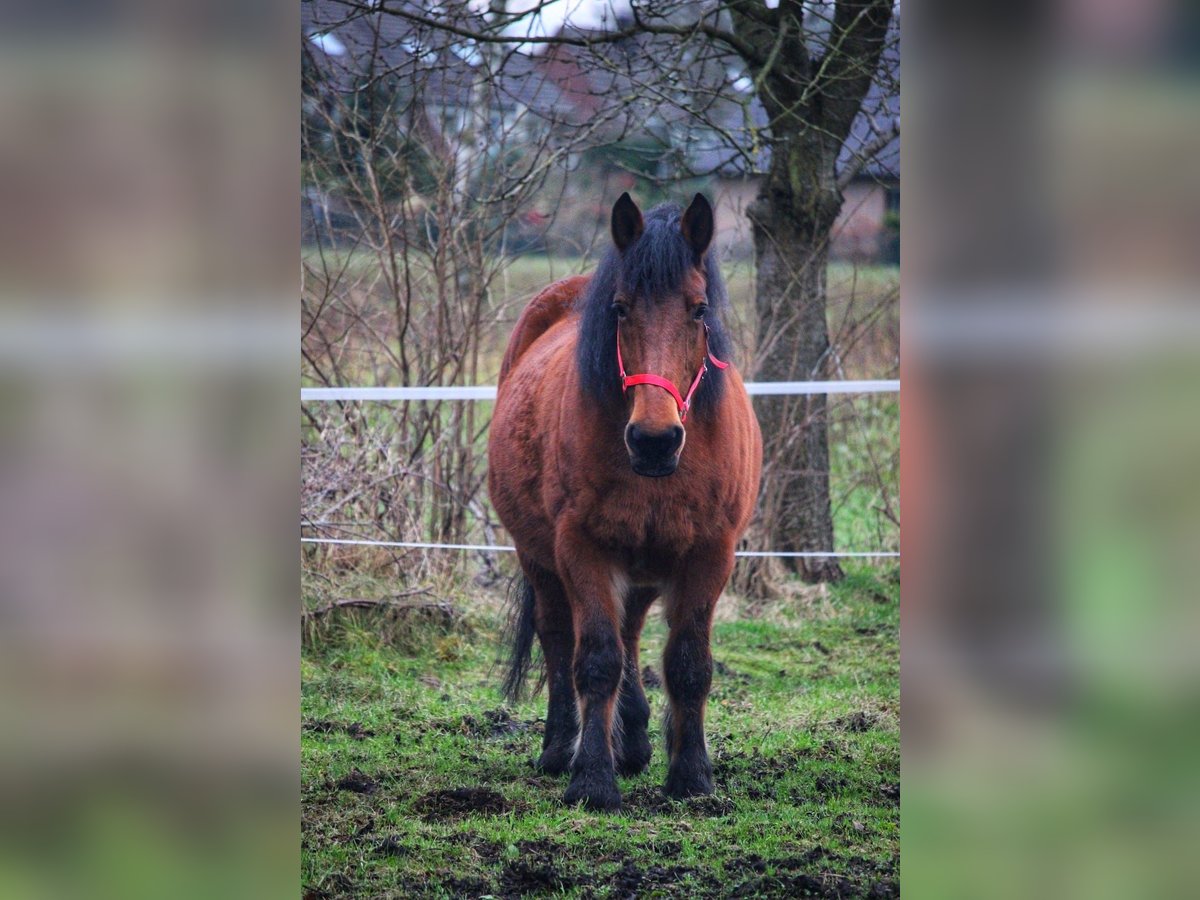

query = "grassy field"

[
  {"left": 301, "top": 249, "right": 898, "bottom": 377},
  {"left": 301, "top": 564, "right": 899, "bottom": 899},
  {"left": 302, "top": 250, "right": 896, "bottom": 316}
]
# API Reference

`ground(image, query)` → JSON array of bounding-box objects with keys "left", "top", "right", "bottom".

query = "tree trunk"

[{"left": 746, "top": 168, "right": 844, "bottom": 585}]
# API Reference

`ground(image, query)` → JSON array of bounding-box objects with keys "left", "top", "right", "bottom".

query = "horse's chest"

[{"left": 587, "top": 482, "right": 719, "bottom": 556}]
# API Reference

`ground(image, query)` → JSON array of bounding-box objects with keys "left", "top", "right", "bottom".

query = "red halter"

[{"left": 616, "top": 322, "right": 729, "bottom": 423}]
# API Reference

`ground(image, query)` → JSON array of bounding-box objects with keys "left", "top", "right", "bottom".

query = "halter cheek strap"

[{"left": 616, "top": 322, "right": 729, "bottom": 423}]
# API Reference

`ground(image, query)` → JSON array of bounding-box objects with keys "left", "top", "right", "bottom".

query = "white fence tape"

[
  {"left": 301, "top": 380, "right": 899, "bottom": 402},
  {"left": 301, "top": 379, "right": 900, "bottom": 561}
]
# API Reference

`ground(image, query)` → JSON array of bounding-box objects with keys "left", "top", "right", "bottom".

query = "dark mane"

[{"left": 577, "top": 203, "right": 732, "bottom": 416}]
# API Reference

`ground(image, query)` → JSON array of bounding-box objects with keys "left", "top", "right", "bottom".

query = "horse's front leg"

[
  {"left": 556, "top": 524, "right": 624, "bottom": 811},
  {"left": 662, "top": 541, "right": 735, "bottom": 799}
]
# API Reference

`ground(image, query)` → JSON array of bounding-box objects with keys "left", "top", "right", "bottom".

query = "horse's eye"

[
  {"left": 693, "top": 304, "right": 708, "bottom": 321},
  {"left": 612, "top": 302, "right": 629, "bottom": 320}
]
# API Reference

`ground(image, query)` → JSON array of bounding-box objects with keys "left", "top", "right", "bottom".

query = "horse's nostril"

[{"left": 626, "top": 423, "right": 684, "bottom": 458}]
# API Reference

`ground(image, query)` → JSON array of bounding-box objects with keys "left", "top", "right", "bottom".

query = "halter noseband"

[{"left": 616, "top": 321, "right": 729, "bottom": 423}]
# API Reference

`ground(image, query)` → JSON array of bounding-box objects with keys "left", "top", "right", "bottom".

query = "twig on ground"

[{"left": 302, "top": 588, "right": 449, "bottom": 622}]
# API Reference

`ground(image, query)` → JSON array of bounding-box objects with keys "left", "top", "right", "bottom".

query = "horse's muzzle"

[{"left": 625, "top": 423, "right": 684, "bottom": 477}]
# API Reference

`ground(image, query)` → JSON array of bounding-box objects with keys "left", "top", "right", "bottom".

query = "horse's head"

[{"left": 598, "top": 192, "right": 726, "bottom": 477}]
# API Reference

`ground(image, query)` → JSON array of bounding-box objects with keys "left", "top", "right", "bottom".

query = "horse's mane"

[{"left": 576, "top": 203, "right": 732, "bottom": 416}]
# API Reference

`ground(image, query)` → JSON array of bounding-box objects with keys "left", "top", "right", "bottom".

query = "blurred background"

[
  {"left": 0, "top": 1, "right": 298, "bottom": 898},
  {"left": 0, "top": 0, "right": 1194, "bottom": 897},
  {"left": 905, "top": 0, "right": 1200, "bottom": 897}
]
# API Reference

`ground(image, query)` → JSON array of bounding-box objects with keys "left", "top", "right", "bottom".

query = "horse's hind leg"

[
  {"left": 662, "top": 543, "right": 735, "bottom": 799},
  {"left": 526, "top": 563, "right": 576, "bottom": 775},
  {"left": 616, "top": 587, "right": 656, "bottom": 777}
]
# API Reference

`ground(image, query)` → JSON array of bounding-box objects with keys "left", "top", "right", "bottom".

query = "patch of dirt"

[
  {"left": 334, "top": 768, "right": 377, "bottom": 794},
  {"left": 637, "top": 862, "right": 715, "bottom": 893},
  {"left": 304, "top": 719, "right": 376, "bottom": 740},
  {"left": 454, "top": 837, "right": 583, "bottom": 897},
  {"left": 592, "top": 848, "right": 898, "bottom": 899},
  {"left": 743, "top": 782, "right": 778, "bottom": 801},
  {"left": 880, "top": 782, "right": 899, "bottom": 806},
  {"left": 720, "top": 851, "right": 898, "bottom": 899},
  {"left": 375, "top": 834, "right": 407, "bottom": 856},
  {"left": 501, "top": 737, "right": 536, "bottom": 754},
  {"left": 813, "top": 773, "right": 849, "bottom": 800},
  {"left": 623, "top": 785, "right": 736, "bottom": 818},
  {"left": 459, "top": 708, "right": 540, "bottom": 738},
  {"left": 367, "top": 833, "right": 896, "bottom": 900},
  {"left": 833, "top": 711, "right": 878, "bottom": 733},
  {"left": 727, "top": 870, "right": 850, "bottom": 898},
  {"left": 610, "top": 860, "right": 644, "bottom": 896},
  {"left": 440, "top": 874, "right": 493, "bottom": 896},
  {"left": 641, "top": 665, "right": 662, "bottom": 689},
  {"left": 821, "top": 738, "right": 855, "bottom": 760},
  {"left": 415, "top": 786, "right": 514, "bottom": 820},
  {"left": 713, "top": 746, "right": 816, "bottom": 780},
  {"left": 499, "top": 860, "right": 577, "bottom": 896}
]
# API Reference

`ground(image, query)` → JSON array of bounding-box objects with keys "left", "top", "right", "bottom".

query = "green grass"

[
  {"left": 302, "top": 249, "right": 895, "bottom": 334},
  {"left": 830, "top": 396, "right": 900, "bottom": 555},
  {"left": 301, "top": 565, "right": 899, "bottom": 898}
]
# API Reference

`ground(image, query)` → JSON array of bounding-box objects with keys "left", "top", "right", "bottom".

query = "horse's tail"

[{"left": 501, "top": 574, "right": 538, "bottom": 702}]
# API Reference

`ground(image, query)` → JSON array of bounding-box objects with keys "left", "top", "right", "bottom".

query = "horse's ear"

[
  {"left": 680, "top": 193, "right": 714, "bottom": 258},
  {"left": 611, "top": 192, "right": 644, "bottom": 251}
]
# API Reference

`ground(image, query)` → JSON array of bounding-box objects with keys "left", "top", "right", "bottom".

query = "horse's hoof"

[
  {"left": 564, "top": 773, "right": 622, "bottom": 811},
  {"left": 664, "top": 766, "right": 714, "bottom": 799},
  {"left": 616, "top": 736, "right": 652, "bottom": 777},
  {"left": 534, "top": 746, "right": 573, "bottom": 776}
]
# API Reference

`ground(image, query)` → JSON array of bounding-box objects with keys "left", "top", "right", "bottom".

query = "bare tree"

[
  {"left": 726, "top": 1, "right": 895, "bottom": 583},
  {"left": 301, "top": 1, "right": 634, "bottom": 583}
]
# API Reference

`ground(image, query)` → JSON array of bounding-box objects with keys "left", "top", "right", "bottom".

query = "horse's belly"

[
  {"left": 487, "top": 325, "right": 574, "bottom": 570},
  {"left": 488, "top": 416, "right": 555, "bottom": 567}
]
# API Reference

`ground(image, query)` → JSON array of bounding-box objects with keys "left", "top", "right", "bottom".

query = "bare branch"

[
  {"left": 837, "top": 118, "right": 899, "bottom": 190},
  {"left": 815, "top": 0, "right": 894, "bottom": 141},
  {"left": 301, "top": 592, "right": 449, "bottom": 622}
]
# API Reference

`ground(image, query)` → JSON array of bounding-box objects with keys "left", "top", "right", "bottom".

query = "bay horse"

[{"left": 488, "top": 193, "right": 762, "bottom": 811}]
